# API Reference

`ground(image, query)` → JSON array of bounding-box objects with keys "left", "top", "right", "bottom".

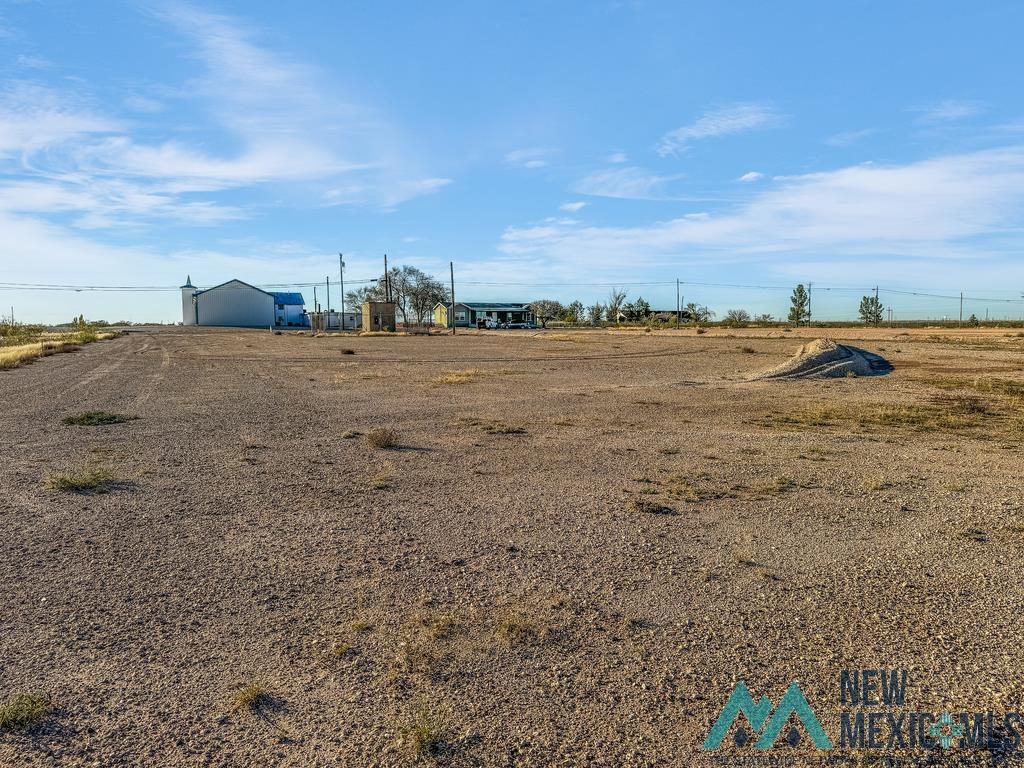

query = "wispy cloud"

[
  {"left": 657, "top": 103, "right": 780, "bottom": 156},
  {"left": 914, "top": 100, "right": 985, "bottom": 122},
  {"left": 738, "top": 171, "right": 763, "bottom": 183},
  {"left": 503, "top": 147, "right": 1024, "bottom": 271},
  {"left": 504, "top": 147, "right": 555, "bottom": 169},
  {"left": 560, "top": 201, "right": 586, "bottom": 212},
  {"left": 573, "top": 166, "right": 683, "bottom": 200},
  {"left": 607, "top": 151, "right": 628, "bottom": 163},
  {"left": 825, "top": 128, "right": 877, "bottom": 147},
  {"left": 0, "top": 1, "right": 448, "bottom": 228}
]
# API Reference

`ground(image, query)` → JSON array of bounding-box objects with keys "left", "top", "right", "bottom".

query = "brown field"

[{"left": 2, "top": 326, "right": 1024, "bottom": 766}]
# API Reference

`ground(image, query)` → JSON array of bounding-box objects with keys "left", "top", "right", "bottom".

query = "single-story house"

[
  {"left": 433, "top": 301, "right": 536, "bottom": 328},
  {"left": 181, "top": 277, "right": 308, "bottom": 328}
]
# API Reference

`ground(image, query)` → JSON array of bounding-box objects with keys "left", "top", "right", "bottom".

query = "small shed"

[{"left": 362, "top": 301, "right": 396, "bottom": 332}]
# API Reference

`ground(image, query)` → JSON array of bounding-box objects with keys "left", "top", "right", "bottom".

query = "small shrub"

[
  {"left": 399, "top": 701, "right": 447, "bottom": 758},
  {"left": 62, "top": 411, "right": 136, "bottom": 426},
  {"left": 341, "top": 349, "right": 355, "bottom": 355},
  {"left": 367, "top": 428, "right": 398, "bottom": 449},
  {"left": 341, "top": 430, "right": 361, "bottom": 439},
  {"left": 0, "top": 692, "right": 52, "bottom": 732},
  {"left": 44, "top": 465, "right": 118, "bottom": 494},
  {"left": 739, "top": 346, "right": 756, "bottom": 354},
  {"left": 234, "top": 682, "right": 272, "bottom": 711},
  {"left": 695, "top": 327, "right": 706, "bottom": 335}
]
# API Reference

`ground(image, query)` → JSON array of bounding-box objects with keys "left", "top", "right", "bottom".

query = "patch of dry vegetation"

[
  {"left": 44, "top": 464, "right": 119, "bottom": 494},
  {"left": 63, "top": 411, "right": 137, "bottom": 426},
  {"left": 0, "top": 325, "right": 121, "bottom": 371},
  {"left": 398, "top": 700, "right": 447, "bottom": 759},
  {"left": 234, "top": 682, "right": 273, "bottom": 711},
  {"left": 495, "top": 609, "right": 547, "bottom": 646},
  {"left": 367, "top": 428, "right": 399, "bottom": 449},
  {"left": 456, "top": 416, "right": 526, "bottom": 434},
  {"left": 0, "top": 692, "right": 52, "bottom": 732},
  {"left": 626, "top": 498, "right": 676, "bottom": 515},
  {"left": 432, "top": 368, "right": 486, "bottom": 386}
]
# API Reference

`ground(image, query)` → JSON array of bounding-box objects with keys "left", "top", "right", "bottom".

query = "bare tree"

[{"left": 606, "top": 288, "right": 628, "bottom": 323}]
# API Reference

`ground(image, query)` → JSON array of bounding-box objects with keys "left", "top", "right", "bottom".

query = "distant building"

[
  {"left": 432, "top": 301, "right": 536, "bottom": 328},
  {"left": 180, "top": 277, "right": 308, "bottom": 328}
]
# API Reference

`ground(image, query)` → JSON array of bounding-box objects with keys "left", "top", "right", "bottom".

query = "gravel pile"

[{"left": 751, "top": 338, "right": 889, "bottom": 379}]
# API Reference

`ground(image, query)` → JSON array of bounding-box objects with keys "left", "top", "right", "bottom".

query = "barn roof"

[{"left": 269, "top": 292, "right": 305, "bottom": 306}]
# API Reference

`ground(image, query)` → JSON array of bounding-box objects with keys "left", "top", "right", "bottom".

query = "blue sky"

[{"left": 3, "top": 0, "right": 1024, "bottom": 322}]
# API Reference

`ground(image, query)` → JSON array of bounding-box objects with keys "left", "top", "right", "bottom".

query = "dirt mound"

[{"left": 752, "top": 338, "right": 891, "bottom": 380}]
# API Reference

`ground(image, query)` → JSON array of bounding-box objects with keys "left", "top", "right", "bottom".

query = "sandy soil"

[{"left": 2, "top": 326, "right": 1024, "bottom": 766}]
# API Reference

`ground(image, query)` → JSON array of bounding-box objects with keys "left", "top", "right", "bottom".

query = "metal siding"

[{"left": 196, "top": 281, "right": 274, "bottom": 327}]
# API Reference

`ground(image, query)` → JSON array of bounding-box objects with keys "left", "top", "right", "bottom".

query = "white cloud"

[
  {"left": 573, "top": 166, "right": 682, "bottom": 200},
  {"left": 0, "top": 2, "right": 447, "bottom": 230},
  {"left": 607, "top": 151, "right": 628, "bottom": 163},
  {"left": 825, "top": 128, "right": 877, "bottom": 147},
  {"left": 0, "top": 82, "right": 118, "bottom": 158},
  {"left": 915, "top": 100, "right": 984, "bottom": 122},
  {"left": 15, "top": 54, "right": 52, "bottom": 69},
  {"left": 657, "top": 103, "right": 780, "bottom": 156},
  {"left": 560, "top": 201, "right": 586, "bottom": 212},
  {"left": 502, "top": 147, "right": 1024, "bottom": 270},
  {"left": 504, "top": 147, "right": 555, "bottom": 169},
  {"left": 738, "top": 171, "right": 763, "bottom": 183}
]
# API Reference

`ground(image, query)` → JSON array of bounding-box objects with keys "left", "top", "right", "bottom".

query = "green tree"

[
  {"left": 565, "top": 300, "right": 585, "bottom": 324},
  {"left": 529, "top": 299, "right": 564, "bottom": 328},
  {"left": 587, "top": 303, "right": 604, "bottom": 325},
  {"left": 858, "top": 294, "right": 884, "bottom": 325},
  {"left": 788, "top": 285, "right": 810, "bottom": 325}
]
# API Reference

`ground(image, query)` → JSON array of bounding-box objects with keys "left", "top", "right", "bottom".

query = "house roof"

[
  {"left": 434, "top": 301, "right": 532, "bottom": 311},
  {"left": 269, "top": 292, "right": 305, "bottom": 306}
]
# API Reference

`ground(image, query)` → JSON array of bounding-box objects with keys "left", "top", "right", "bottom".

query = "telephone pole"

[
  {"left": 959, "top": 291, "right": 963, "bottom": 328},
  {"left": 449, "top": 261, "right": 456, "bottom": 336},
  {"left": 326, "top": 276, "right": 331, "bottom": 315},
  {"left": 339, "top": 253, "right": 345, "bottom": 331},
  {"left": 807, "top": 282, "right": 813, "bottom": 326},
  {"left": 676, "top": 278, "right": 680, "bottom": 324}
]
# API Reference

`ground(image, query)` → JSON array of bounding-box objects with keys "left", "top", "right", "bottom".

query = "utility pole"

[
  {"left": 383, "top": 253, "right": 390, "bottom": 302},
  {"left": 339, "top": 254, "right": 345, "bottom": 331},
  {"left": 676, "top": 278, "right": 680, "bottom": 324},
  {"left": 959, "top": 291, "right": 963, "bottom": 328},
  {"left": 313, "top": 285, "right": 318, "bottom": 314},
  {"left": 807, "top": 282, "right": 813, "bottom": 326},
  {"left": 449, "top": 261, "right": 456, "bottom": 336},
  {"left": 326, "top": 276, "right": 331, "bottom": 316}
]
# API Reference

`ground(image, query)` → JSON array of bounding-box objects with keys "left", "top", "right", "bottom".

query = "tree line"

[{"left": 340, "top": 268, "right": 900, "bottom": 327}]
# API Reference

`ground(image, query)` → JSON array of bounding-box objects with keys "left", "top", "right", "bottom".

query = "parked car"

[{"left": 502, "top": 321, "right": 537, "bottom": 329}]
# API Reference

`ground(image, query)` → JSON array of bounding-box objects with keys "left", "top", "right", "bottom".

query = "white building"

[{"left": 181, "top": 277, "right": 308, "bottom": 328}]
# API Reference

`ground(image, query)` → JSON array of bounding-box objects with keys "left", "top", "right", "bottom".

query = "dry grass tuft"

[
  {"left": 44, "top": 464, "right": 118, "bottom": 494},
  {"left": 234, "top": 682, "right": 272, "bottom": 711},
  {"left": 62, "top": 411, "right": 136, "bottom": 426},
  {"left": 341, "top": 429, "right": 361, "bottom": 439},
  {"left": 457, "top": 416, "right": 526, "bottom": 434},
  {"left": 398, "top": 700, "right": 447, "bottom": 758},
  {"left": 432, "top": 368, "right": 485, "bottom": 386},
  {"left": 495, "top": 609, "right": 546, "bottom": 646},
  {"left": 370, "top": 464, "right": 394, "bottom": 489},
  {"left": 367, "top": 428, "right": 399, "bottom": 449},
  {"left": 0, "top": 692, "right": 52, "bottom": 732}
]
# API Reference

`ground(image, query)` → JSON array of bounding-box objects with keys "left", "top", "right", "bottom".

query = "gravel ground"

[{"left": 2, "top": 326, "right": 1024, "bottom": 767}]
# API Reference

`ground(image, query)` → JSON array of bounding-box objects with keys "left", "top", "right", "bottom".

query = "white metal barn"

[{"left": 180, "top": 277, "right": 308, "bottom": 328}]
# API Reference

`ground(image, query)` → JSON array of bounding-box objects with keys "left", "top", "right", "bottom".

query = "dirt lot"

[{"left": 2, "top": 326, "right": 1024, "bottom": 766}]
